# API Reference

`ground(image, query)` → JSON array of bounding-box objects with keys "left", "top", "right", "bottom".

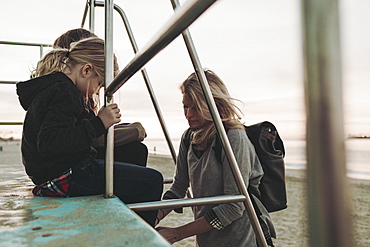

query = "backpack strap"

[
  {"left": 171, "top": 128, "right": 194, "bottom": 214},
  {"left": 212, "top": 131, "right": 223, "bottom": 162},
  {"left": 250, "top": 194, "right": 275, "bottom": 247}
]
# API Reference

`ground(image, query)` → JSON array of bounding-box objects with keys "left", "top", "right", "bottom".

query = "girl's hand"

[
  {"left": 156, "top": 227, "right": 182, "bottom": 244},
  {"left": 97, "top": 103, "right": 121, "bottom": 129}
]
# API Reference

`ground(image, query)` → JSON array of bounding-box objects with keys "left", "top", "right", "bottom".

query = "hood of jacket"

[{"left": 16, "top": 72, "right": 70, "bottom": 111}]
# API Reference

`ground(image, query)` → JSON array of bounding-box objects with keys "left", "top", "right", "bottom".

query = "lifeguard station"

[{"left": 0, "top": 0, "right": 353, "bottom": 246}]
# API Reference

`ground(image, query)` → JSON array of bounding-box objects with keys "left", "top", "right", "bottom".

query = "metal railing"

[
  {"left": 92, "top": 1, "right": 178, "bottom": 163},
  {"left": 89, "top": 0, "right": 267, "bottom": 246},
  {"left": 0, "top": 41, "right": 52, "bottom": 85},
  {"left": 0, "top": 41, "right": 52, "bottom": 125},
  {"left": 0, "top": 0, "right": 353, "bottom": 246}
]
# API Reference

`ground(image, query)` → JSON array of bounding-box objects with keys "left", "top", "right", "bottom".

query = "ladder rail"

[{"left": 93, "top": 0, "right": 178, "bottom": 163}]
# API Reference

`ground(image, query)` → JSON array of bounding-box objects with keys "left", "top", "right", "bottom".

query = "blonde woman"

[
  {"left": 156, "top": 70, "right": 275, "bottom": 246},
  {"left": 17, "top": 37, "right": 163, "bottom": 227}
]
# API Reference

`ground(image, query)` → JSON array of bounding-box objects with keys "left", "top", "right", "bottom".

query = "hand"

[
  {"left": 156, "top": 226, "right": 182, "bottom": 244},
  {"left": 97, "top": 103, "right": 121, "bottom": 129}
]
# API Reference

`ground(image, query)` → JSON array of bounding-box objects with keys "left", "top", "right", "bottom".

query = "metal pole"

[
  {"left": 169, "top": 0, "right": 267, "bottom": 246},
  {"left": 0, "top": 41, "right": 52, "bottom": 47},
  {"left": 81, "top": 0, "right": 89, "bottom": 28},
  {"left": 128, "top": 195, "right": 246, "bottom": 211},
  {"left": 0, "top": 41, "right": 51, "bottom": 58},
  {"left": 301, "top": 0, "right": 354, "bottom": 246},
  {"left": 89, "top": 0, "right": 95, "bottom": 33},
  {"left": 94, "top": 1, "right": 177, "bottom": 163},
  {"left": 0, "top": 122, "right": 23, "bottom": 125},
  {"left": 104, "top": 0, "right": 114, "bottom": 198},
  {"left": 0, "top": 81, "right": 17, "bottom": 84},
  {"left": 105, "top": 0, "right": 218, "bottom": 96}
]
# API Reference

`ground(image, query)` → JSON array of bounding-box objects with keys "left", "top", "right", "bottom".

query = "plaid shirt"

[{"left": 32, "top": 169, "right": 72, "bottom": 197}]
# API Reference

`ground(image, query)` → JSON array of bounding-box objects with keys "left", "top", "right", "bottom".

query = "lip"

[{"left": 188, "top": 120, "right": 200, "bottom": 127}]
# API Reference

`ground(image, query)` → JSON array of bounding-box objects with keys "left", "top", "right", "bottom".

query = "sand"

[
  {"left": 1, "top": 141, "right": 369, "bottom": 246},
  {"left": 149, "top": 155, "right": 370, "bottom": 247}
]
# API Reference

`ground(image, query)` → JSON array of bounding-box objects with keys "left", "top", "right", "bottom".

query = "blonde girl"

[{"left": 17, "top": 37, "right": 163, "bottom": 227}]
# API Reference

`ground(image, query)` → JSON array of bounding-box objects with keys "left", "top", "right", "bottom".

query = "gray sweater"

[{"left": 167, "top": 128, "right": 275, "bottom": 247}]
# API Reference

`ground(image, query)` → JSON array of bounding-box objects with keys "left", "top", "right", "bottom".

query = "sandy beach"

[
  {"left": 148, "top": 155, "right": 370, "bottom": 247},
  {"left": 1, "top": 141, "right": 369, "bottom": 246}
]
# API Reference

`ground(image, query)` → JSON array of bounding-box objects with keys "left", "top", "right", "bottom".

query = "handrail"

[
  {"left": 0, "top": 41, "right": 52, "bottom": 127},
  {"left": 92, "top": 1, "right": 177, "bottom": 163},
  {"left": 89, "top": 0, "right": 95, "bottom": 33},
  {"left": 0, "top": 81, "right": 17, "bottom": 84},
  {"left": 168, "top": 0, "right": 267, "bottom": 246},
  {"left": 81, "top": 0, "right": 89, "bottom": 28},
  {"left": 0, "top": 122, "right": 23, "bottom": 125},
  {"left": 0, "top": 41, "right": 52, "bottom": 58},
  {"left": 128, "top": 195, "right": 246, "bottom": 211},
  {"left": 89, "top": 0, "right": 266, "bottom": 245},
  {"left": 0, "top": 41, "right": 52, "bottom": 47},
  {"left": 103, "top": 0, "right": 115, "bottom": 198},
  {"left": 105, "top": 0, "right": 218, "bottom": 96}
]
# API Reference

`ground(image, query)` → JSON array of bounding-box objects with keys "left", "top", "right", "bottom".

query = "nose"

[{"left": 185, "top": 108, "right": 194, "bottom": 119}]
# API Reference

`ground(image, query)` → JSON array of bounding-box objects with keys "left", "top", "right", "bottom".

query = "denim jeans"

[{"left": 68, "top": 158, "right": 163, "bottom": 227}]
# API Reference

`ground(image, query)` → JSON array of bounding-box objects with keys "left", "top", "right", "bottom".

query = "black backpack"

[{"left": 213, "top": 121, "right": 287, "bottom": 213}]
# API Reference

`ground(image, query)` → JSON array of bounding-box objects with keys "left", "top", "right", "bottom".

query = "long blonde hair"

[
  {"left": 31, "top": 37, "right": 119, "bottom": 112},
  {"left": 180, "top": 69, "right": 244, "bottom": 150}
]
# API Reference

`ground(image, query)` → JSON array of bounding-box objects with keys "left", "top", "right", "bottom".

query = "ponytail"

[{"left": 31, "top": 49, "right": 69, "bottom": 78}]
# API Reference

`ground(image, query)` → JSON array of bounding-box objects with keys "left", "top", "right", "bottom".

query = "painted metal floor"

[{"left": 0, "top": 195, "right": 171, "bottom": 247}]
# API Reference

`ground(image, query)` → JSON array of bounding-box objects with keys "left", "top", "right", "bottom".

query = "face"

[
  {"left": 87, "top": 75, "right": 103, "bottom": 97},
  {"left": 182, "top": 93, "right": 204, "bottom": 128}
]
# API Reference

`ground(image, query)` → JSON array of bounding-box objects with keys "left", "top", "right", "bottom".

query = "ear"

[{"left": 81, "top": 64, "right": 93, "bottom": 78}]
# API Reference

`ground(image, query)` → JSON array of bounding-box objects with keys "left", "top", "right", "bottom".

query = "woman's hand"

[
  {"left": 156, "top": 216, "right": 213, "bottom": 244},
  {"left": 156, "top": 227, "right": 183, "bottom": 244},
  {"left": 97, "top": 103, "right": 121, "bottom": 129}
]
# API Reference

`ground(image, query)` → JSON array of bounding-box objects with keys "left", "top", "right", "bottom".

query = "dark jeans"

[
  {"left": 68, "top": 158, "right": 163, "bottom": 227},
  {"left": 95, "top": 141, "right": 148, "bottom": 167}
]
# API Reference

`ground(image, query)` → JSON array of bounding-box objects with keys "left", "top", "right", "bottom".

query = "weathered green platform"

[{"left": 0, "top": 195, "right": 171, "bottom": 247}]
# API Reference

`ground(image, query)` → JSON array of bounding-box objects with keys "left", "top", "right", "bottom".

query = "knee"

[
  {"left": 148, "top": 168, "right": 163, "bottom": 192},
  {"left": 151, "top": 168, "right": 163, "bottom": 184}
]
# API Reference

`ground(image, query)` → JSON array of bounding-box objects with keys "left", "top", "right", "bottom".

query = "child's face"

[
  {"left": 182, "top": 93, "right": 204, "bottom": 128},
  {"left": 87, "top": 75, "right": 102, "bottom": 97}
]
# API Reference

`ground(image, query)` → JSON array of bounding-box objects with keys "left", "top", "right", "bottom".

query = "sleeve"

[
  {"left": 37, "top": 84, "right": 106, "bottom": 156},
  {"left": 211, "top": 129, "right": 255, "bottom": 228},
  {"left": 164, "top": 130, "right": 191, "bottom": 199}
]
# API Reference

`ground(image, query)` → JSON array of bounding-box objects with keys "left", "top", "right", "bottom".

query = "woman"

[
  {"left": 16, "top": 37, "right": 162, "bottom": 226},
  {"left": 156, "top": 70, "right": 275, "bottom": 246}
]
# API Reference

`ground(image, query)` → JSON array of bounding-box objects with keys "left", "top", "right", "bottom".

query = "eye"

[{"left": 183, "top": 105, "right": 191, "bottom": 111}]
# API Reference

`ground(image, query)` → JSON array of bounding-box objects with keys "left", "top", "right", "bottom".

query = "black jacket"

[{"left": 16, "top": 72, "right": 106, "bottom": 185}]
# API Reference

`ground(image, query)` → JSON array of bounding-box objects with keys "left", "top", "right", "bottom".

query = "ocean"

[{"left": 143, "top": 137, "right": 370, "bottom": 181}]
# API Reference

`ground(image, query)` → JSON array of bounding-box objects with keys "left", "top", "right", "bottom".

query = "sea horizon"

[{"left": 2, "top": 135, "right": 369, "bottom": 181}]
